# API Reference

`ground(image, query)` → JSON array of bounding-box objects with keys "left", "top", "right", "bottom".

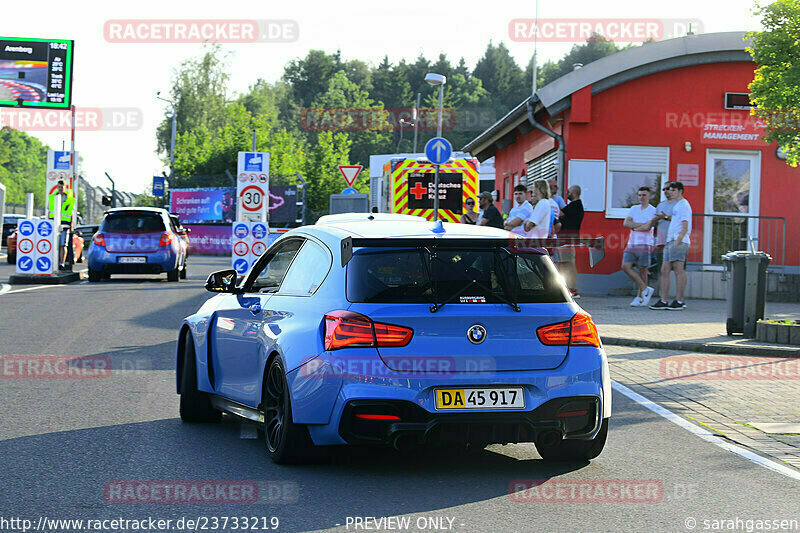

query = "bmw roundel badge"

[{"left": 467, "top": 324, "right": 487, "bottom": 345}]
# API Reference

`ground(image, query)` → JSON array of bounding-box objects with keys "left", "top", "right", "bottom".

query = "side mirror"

[{"left": 205, "top": 269, "right": 240, "bottom": 293}]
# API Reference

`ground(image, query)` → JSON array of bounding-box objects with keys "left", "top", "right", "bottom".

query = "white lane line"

[
  {"left": 0, "top": 284, "right": 66, "bottom": 295},
  {"left": 612, "top": 380, "right": 800, "bottom": 482},
  {"left": 0, "top": 283, "right": 10, "bottom": 294}
]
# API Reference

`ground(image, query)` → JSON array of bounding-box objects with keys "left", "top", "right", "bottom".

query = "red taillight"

[
  {"left": 354, "top": 414, "right": 401, "bottom": 420},
  {"left": 537, "top": 311, "right": 600, "bottom": 348},
  {"left": 324, "top": 310, "right": 413, "bottom": 351},
  {"left": 159, "top": 232, "right": 172, "bottom": 247},
  {"left": 556, "top": 410, "right": 589, "bottom": 418},
  {"left": 92, "top": 232, "right": 105, "bottom": 247}
]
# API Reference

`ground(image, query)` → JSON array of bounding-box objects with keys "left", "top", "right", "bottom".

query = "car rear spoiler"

[{"left": 340, "top": 236, "right": 605, "bottom": 268}]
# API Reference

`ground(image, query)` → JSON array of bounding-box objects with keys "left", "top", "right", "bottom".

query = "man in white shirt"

[
  {"left": 650, "top": 181, "right": 692, "bottom": 310},
  {"left": 622, "top": 187, "right": 657, "bottom": 306},
  {"left": 504, "top": 184, "right": 534, "bottom": 236}
]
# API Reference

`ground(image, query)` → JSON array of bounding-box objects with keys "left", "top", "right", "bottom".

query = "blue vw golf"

[{"left": 177, "top": 214, "right": 611, "bottom": 464}]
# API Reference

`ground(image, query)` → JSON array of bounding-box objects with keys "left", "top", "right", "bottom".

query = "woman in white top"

[{"left": 524, "top": 180, "right": 552, "bottom": 239}]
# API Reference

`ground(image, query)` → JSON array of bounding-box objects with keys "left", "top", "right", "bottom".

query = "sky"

[{"left": 1, "top": 0, "right": 762, "bottom": 194}]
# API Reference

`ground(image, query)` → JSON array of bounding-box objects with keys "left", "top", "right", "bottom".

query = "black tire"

[
  {"left": 180, "top": 260, "right": 187, "bottom": 279},
  {"left": 167, "top": 267, "right": 180, "bottom": 282},
  {"left": 179, "top": 333, "right": 221, "bottom": 423},
  {"left": 6, "top": 254, "right": 14, "bottom": 264},
  {"left": 262, "top": 357, "right": 313, "bottom": 464},
  {"left": 536, "top": 418, "right": 609, "bottom": 461},
  {"left": 88, "top": 269, "right": 101, "bottom": 282}
]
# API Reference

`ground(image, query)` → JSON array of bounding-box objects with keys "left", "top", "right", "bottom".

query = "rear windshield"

[
  {"left": 347, "top": 247, "right": 570, "bottom": 304},
  {"left": 102, "top": 213, "right": 165, "bottom": 232},
  {"left": 4, "top": 215, "right": 24, "bottom": 224}
]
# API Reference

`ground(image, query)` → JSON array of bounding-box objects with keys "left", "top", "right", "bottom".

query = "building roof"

[{"left": 463, "top": 32, "right": 752, "bottom": 161}]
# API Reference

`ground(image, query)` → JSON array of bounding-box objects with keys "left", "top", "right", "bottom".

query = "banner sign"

[
  {"left": 46, "top": 150, "right": 77, "bottom": 195},
  {"left": 169, "top": 187, "right": 236, "bottom": 223},
  {"left": 16, "top": 217, "right": 55, "bottom": 274},
  {"left": 269, "top": 185, "right": 297, "bottom": 224}
]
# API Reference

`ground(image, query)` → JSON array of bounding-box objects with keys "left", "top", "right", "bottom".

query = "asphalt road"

[{"left": 1, "top": 255, "right": 798, "bottom": 533}]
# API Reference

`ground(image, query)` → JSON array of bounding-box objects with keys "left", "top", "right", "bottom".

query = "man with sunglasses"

[{"left": 652, "top": 184, "right": 676, "bottom": 273}]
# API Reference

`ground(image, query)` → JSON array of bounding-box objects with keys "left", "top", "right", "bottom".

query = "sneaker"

[
  {"left": 649, "top": 300, "right": 670, "bottom": 310},
  {"left": 640, "top": 286, "right": 655, "bottom": 306},
  {"left": 668, "top": 300, "right": 687, "bottom": 310},
  {"left": 630, "top": 296, "right": 644, "bottom": 306}
]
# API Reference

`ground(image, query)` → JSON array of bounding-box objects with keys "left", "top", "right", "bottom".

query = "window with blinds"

[
  {"left": 526, "top": 150, "right": 558, "bottom": 188},
  {"left": 606, "top": 145, "right": 669, "bottom": 218}
]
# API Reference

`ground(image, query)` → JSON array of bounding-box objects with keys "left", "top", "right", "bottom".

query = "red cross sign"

[{"left": 410, "top": 182, "right": 428, "bottom": 200}]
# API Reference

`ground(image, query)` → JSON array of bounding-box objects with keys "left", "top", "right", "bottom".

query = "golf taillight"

[
  {"left": 158, "top": 232, "right": 172, "bottom": 247},
  {"left": 354, "top": 414, "right": 401, "bottom": 420},
  {"left": 537, "top": 311, "right": 600, "bottom": 348},
  {"left": 324, "top": 310, "right": 413, "bottom": 351},
  {"left": 92, "top": 232, "right": 105, "bottom": 247}
]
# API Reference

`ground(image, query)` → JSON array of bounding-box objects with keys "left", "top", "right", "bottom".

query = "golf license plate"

[
  {"left": 118, "top": 256, "right": 146, "bottom": 264},
  {"left": 435, "top": 387, "right": 525, "bottom": 410}
]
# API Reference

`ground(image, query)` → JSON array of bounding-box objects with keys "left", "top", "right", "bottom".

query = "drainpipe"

[{"left": 526, "top": 98, "right": 565, "bottom": 193}]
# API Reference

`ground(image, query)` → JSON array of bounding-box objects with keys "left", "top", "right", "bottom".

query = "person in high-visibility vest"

[{"left": 47, "top": 179, "right": 76, "bottom": 269}]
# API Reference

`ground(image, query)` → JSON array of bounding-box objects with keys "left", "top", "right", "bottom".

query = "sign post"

[
  {"left": 234, "top": 151, "right": 270, "bottom": 274},
  {"left": 153, "top": 176, "right": 166, "bottom": 197},
  {"left": 424, "top": 137, "right": 453, "bottom": 222}
]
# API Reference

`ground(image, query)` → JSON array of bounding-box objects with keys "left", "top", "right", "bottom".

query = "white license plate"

[
  {"left": 435, "top": 387, "right": 525, "bottom": 410},
  {"left": 118, "top": 256, "right": 146, "bottom": 264}
]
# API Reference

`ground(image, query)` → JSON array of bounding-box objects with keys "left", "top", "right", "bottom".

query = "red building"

[{"left": 465, "top": 32, "right": 799, "bottom": 297}]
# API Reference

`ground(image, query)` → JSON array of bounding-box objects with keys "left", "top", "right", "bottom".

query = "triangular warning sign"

[{"left": 338, "top": 165, "right": 363, "bottom": 186}]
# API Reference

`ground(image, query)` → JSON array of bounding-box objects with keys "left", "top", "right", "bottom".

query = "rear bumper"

[
  {"left": 88, "top": 246, "right": 179, "bottom": 274},
  {"left": 338, "top": 396, "right": 601, "bottom": 447}
]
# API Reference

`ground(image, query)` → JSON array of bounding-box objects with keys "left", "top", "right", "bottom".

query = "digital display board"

[
  {"left": 0, "top": 37, "right": 73, "bottom": 109},
  {"left": 170, "top": 188, "right": 236, "bottom": 224}
]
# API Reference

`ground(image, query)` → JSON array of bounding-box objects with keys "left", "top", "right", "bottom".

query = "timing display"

[{"left": 0, "top": 37, "right": 73, "bottom": 108}]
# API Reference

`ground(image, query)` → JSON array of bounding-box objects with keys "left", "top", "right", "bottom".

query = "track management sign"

[{"left": 0, "top": 37, "right": 73, "bottom": 108}]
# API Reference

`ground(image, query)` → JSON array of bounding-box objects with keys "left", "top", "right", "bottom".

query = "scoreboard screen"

[{"left": 0, "top": 37, "right": 73, "bottom": 109}]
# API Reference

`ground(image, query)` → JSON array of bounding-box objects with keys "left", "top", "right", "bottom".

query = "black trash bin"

[{"left": 722, "top": 251, "right": 771, "bottom": 336}]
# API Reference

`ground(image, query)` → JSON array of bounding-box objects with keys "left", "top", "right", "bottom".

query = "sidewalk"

[
  {"left": 582, "top": 295, "right": 800, "bottom": 470},
  {"left": 580, "top": 295, "right": 800, "bottom": 357}
]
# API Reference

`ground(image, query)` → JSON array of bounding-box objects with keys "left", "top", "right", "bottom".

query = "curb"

[
  {"left": 603, "top": 336, "right": 800, "bottom": 358},
  {"left": 8, "top": 271, "right": 81, "bottom": 285}
]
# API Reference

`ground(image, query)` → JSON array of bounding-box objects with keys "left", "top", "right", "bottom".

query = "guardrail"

[{"left": 687, "top": 213, "right": 786, "bottom": 268}]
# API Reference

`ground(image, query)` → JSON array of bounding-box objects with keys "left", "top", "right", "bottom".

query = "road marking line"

[
  {"left": 0, "top": 284, "right": 66, "bottom": 295},
  {"left": 612, "top": 380, "right": 800, "bottom": 481},
  {"left": 0, "top": 283, "right": 10, "bottom": 294}
]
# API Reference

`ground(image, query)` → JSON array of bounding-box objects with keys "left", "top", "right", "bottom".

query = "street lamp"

[
  {"left": 156, "top": 92, "right": 177, "bottom": 180},
  {"left": 397, "top": 118, "right": 415, "bottom": 153},
  {"left": 424, "top": 73, "right": 446, "bottom": 137},
  {"left": 425, "top": 73, "right": 447, "bottom": 221}
]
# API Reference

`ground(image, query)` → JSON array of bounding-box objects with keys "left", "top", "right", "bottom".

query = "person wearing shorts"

[
  {"left": 622, "top": 187, "right": 656, "bottom": 306},
  {"left": 555, "top": 185, "right": 584, "bottom": 298},
  {"left": 650, "top": 181, "right": 692, "bottom": 310}
]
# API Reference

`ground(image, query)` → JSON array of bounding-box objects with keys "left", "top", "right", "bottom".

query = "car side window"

[
  {"left": 249, "top": 239, "right": 304, "bottom": 292},
  {"left": 278, "top": 240, "right": 332, "bottom": 295}
]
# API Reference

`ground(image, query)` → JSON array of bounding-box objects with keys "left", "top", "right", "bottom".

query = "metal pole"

[
  {"left": 252, "top": 129, "right": 257, "bottom": 151},
  {"left": 413, "top": 92, "right": 420, "bottom": 153},
  {"left": 104, "top": 172, "right": 116, "bottom": 208},
  {"left": 169, "top": 110, "right": 177, "bottom": 179},
  {"left": 25, "top": 193, "right": 34, "bottom": 218},
  {"left": 436, "top": 85, "right": 443, "bottom": 138},
  {"left": 67, "top": 104, "right": 77, "bottom": 269}
]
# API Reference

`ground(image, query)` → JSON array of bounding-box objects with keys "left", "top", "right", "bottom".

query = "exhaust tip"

[
  {"left": 537, "top": 430, "right": 562, "bottom": 448},
  {"left": 392, "top": 433, "right": 418, "bottom": 451}
]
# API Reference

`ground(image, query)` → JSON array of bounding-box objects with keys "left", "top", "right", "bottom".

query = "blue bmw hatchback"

[
  {"left": 87, "top": 207, "right": 187, "bottom": 282},
  {"left": 177, "top": 214, "right": 611, "bottom": 464}
]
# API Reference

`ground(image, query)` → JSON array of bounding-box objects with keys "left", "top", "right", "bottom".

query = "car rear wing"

[{"left": 340, "top": 236, "right": 605, "bottom": 268}]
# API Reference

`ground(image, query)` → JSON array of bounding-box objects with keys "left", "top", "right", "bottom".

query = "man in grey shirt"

[{"left": 653, "top": 184, "right": 676, "bottom": 271}]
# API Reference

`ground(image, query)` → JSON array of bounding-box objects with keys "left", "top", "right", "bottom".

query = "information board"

[{"left": 0, "top": 37, "right": 73, "bottom": 108}]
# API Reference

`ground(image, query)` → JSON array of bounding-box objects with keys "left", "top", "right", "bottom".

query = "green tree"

[
  {"left": 156, "top": 45, "right": 232, "bottom": 162},
  {"left": 302, "top": 131, "right": 352, "bottom": 221},
  {"left": 474, "top": 42, "right": 528, "bottom": 114},
  {"left": 747, "top": 0, "right": 800, "bottom": 166},
  {"left": 526, "top": 34, "right": 627, "bottom": 88},
  {"left": 0, "top": 127, "right": 50, "bottom": 205}
]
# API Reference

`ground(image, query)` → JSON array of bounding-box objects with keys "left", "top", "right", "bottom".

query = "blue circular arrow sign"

[{"left": 424, "top": 137, "right": 452, "bottom": 165}]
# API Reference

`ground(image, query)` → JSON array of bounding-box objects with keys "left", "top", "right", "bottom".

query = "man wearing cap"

[{"left": 477, "top": 191, "right": 504, "bottom": 229}]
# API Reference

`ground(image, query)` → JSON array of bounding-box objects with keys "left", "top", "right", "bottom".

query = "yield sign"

[{"left": 338, "top": 165, "right": 363, "bottom": 186}]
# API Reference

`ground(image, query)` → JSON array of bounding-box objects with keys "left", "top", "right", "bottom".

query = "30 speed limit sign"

[{"left": 240, "top": 185, "right": 264, "bottom": 212}]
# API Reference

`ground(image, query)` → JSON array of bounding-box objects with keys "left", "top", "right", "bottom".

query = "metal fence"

[
  {"left": 687, "top": 213, "right": 786, "bottom": 268},
  {"left": 3, "top": 181, "right": 137, "bottom": 225}
]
